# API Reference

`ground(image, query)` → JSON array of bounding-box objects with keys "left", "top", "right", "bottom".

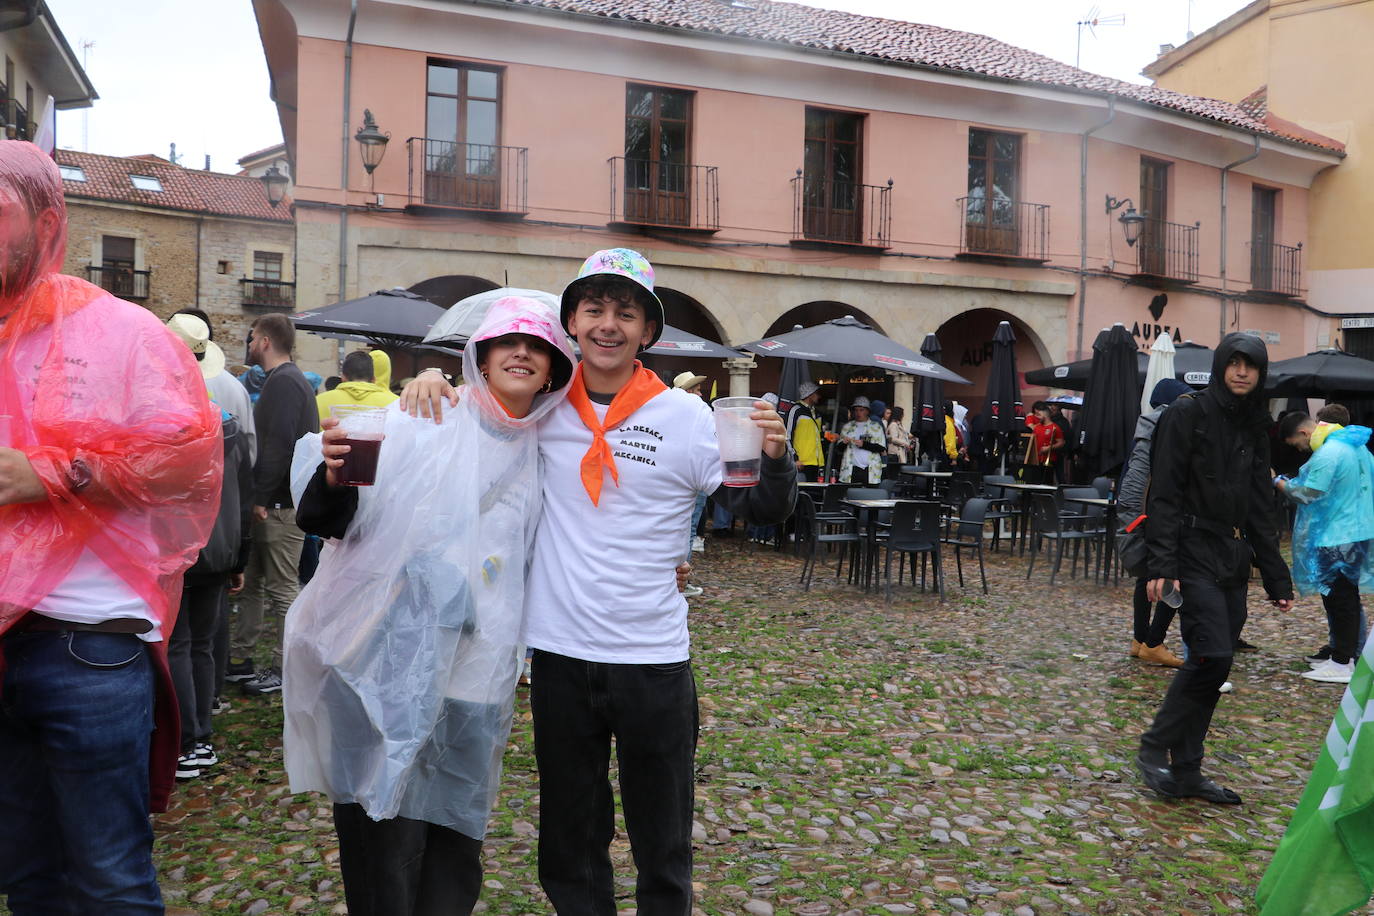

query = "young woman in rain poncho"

[{"left": 282, "top": 295, "right": 575, "bottom": 916}]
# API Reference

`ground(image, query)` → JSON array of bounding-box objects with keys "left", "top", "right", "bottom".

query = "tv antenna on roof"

[{"left": 1076, "top": 6, "right": 1125, "bottom": 68}]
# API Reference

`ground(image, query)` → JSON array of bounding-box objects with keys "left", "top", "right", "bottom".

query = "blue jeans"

[
  {"left": 0, "top": 630, "right": 162, "bottom": 914},
  {"left": 685, "top": 493, "right": 707, "bottom": 556},
  {"left": 530, "top": 650, "right": 698, "bottom": 916}
]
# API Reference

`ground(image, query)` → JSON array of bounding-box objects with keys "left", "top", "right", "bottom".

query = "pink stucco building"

[{"left": 253, "top": 0, "right": 1344, "bottom": 410}]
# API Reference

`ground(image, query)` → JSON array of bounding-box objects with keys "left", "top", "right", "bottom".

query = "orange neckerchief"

[{"left": 566, "top": 360, "right": 667, "bottom": 506}]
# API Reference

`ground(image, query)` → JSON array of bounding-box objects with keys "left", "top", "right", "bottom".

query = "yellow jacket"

[
  {"left": 790, "top": 406, "right": 825, "bottom": 467},
  {"left": 316, "top": 381, "right": 398, "bottom": 423},
  {"left": 370, "top": 349, "right": 393, "bottom": 392}
]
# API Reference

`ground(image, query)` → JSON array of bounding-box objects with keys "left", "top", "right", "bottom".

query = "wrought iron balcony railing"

[
  {"left": 1249, "top": 241, "right": 1302, "bottom": 297},
  {"left": 957, "top": 197, "right": 1049, "bottom": 261},
  {"left": 791, "top": 171, "right": 892, "bottom": 248},
  {"left": 1134, "top": 217, "right": 1199, "bottom": 283},
  {"left": 87, "top": 265, "right": 150, "bottom": 300},
  {"left": 608, "top": 157, "right": 719, "bottom": 230},
  {"left": 241, "top": 278, "right": 296, "bottom": 310},
  {"left": 406, "top": 138, "right": 527, "bottom": 213}
]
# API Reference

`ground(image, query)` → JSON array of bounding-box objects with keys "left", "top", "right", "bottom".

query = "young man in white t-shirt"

[{"left": 405, "top": 248, "right": 796, "bottom": 915}]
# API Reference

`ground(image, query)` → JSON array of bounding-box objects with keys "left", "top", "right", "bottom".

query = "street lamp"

[
  {"left": 260, "top": 164, "right": 289, "bottom": 208},
  {"left": 1105, "top": 195, "right": 1145, "bottom": 247},
  {"left": 355, "top": 109, "right": 390, "bottom": 175}
]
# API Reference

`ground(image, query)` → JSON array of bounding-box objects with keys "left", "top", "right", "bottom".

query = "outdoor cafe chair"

[
  {"left": 1024, "top": 491, "right": 1099, "bottom": 585},
  {"left": 980, "top": 474, "right": 1023, "bottom": 553},
  {"left": 940, "top": 497, "right": 991, "bottom": 594},
  {"left": 795, "top": 494, "right": 862, "bottom": 591},
  {"left": 1092, "top": 476, "right": 1115, "bottom": 499},
  {"left": 881, "top": 500, "right": 944, "bottom": 601},
  {"left": 817, "top": 483, "right": 855, "bottom": 528}
]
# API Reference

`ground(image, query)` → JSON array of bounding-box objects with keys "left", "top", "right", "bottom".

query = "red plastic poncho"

[{"left": 0, "top": 273, "right": 223, "bottom": 633}]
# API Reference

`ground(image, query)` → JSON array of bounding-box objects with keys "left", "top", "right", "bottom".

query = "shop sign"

[
  {"left": 960, "top": 342, "right": 995, "bottom": 367},
  {"left": 1130, "top": 321, "right": 1183, "bottom": 350},
  {"left": 1341, "top": 317, "right": 1374, "bottom": 330}
]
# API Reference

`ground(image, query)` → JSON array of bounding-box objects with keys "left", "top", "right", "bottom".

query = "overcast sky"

[{"left": 46, "top": 0, "right": 1245, "bottom": 173}]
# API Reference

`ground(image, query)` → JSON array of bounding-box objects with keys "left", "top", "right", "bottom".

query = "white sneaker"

[
  {"left": 682, "top": 584, "right": 704, "bottom": 598},
  {"left": 1302, "top": 660, "right": 1354, "bottom": 683},
  {"left": 691, "top": 536, "right": 705, "bottom": 553},
  {"left": 1218, "top": 681, "right": 1234, "bottom": 693}
]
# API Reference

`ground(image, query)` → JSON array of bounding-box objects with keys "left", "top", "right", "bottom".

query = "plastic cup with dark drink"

[
  {"left": 330, "top": 404, "right": 388, "bottom": 486},
  {"left": 712, "top": 397, "right": 764, "bottom": 487}
]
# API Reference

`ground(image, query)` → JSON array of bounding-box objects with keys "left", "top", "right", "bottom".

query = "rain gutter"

[
  {"left": 1218, "top": 135, "right": 1262, "bottom": 339},
  {"left": 1077, "top": 97, "right": 1115, "bottom": 361},
  {"left": 338, "top": 0, "right": 358, "bottom": 364}
]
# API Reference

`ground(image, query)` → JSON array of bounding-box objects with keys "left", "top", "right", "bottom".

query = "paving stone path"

[{"left": 49, "top": 537, "right": 1374, "bottom": 914}]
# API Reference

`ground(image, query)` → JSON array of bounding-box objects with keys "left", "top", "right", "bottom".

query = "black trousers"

[
  {"left": 333, "top": 803, "right": 483, "bottom": 916},
  {"left": 530, "top": 649, "right": 699, "bottom": 916},
  {"left": 1324, "top": 573, "right": 1363, "bottom": 664},
  {"left": 1132, "top": 577, "right": 1177, "bottom": 647},
  {"left": 168, "top": 573, "right": 227, "bottom": 752},
  {"left": 1139, "top": 578, "right": 1245, "bottom": 776}
]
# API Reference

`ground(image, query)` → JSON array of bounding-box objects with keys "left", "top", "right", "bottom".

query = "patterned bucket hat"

[{"left": 559, "top": 247, "right": 666, "bottom": 347}]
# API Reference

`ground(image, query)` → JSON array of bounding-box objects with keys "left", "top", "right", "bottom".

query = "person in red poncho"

[{"left": 0, "top": 141, "right": 222, "bottom": 913}]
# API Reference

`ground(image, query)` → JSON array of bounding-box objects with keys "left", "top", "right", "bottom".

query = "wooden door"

[
  {"left": 425, "top": 64, "right": 501, "bottom": 209},
  {"left": 1251, "top": 187, "right": 1278, "bottom": 290},
  {"left": 965, "top": 130, "right": 1022, "bottom": 255},
  {"left": 803, "top": 109, "right": 863, "bottom": 242},
  {"left": 624, "top": 85, "right": 692, "bottom": 226},
  {"left": 1138, "top": 158, "right": 1170, "bottom": 275}
]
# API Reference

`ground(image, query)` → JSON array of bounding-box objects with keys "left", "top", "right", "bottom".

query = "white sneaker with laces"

[
  {"left": 1301, "top": 659, "right": 1354, "bottom": 683},
  {"left": 682, "top": 584, "right": 704, "bottom": 598},
  {"left": 691, "top": 536, "right": 705, "bottom": 553},
  {"left": 1218, "top": 681, "right": 1234, "bottom": 693}
]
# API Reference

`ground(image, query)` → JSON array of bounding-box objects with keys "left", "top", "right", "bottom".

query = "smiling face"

[
  {"left": 478, "top": 332, "right": 554, "bottom": 417},
  {"left": 567, "top": 294, "right": 655, "bottom": 382}
]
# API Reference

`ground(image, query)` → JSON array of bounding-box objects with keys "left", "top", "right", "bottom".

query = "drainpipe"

[
  {"left": 1077, "top": 97, "right": 1115, "bottom": 360},
  {"left": 1219, "top": 135, "right": 1262, "bottom": 340},
  {"left": 337, "top": 0, "right": 358, "bottom": 365}
]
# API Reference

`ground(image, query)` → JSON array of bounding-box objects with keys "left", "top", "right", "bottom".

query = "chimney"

[
  {"left": 204, "top": 154, "right": 211, "bottom": 171},
  {"left": 1158, "top": 43, "right": 1175, "bottom": 55}
]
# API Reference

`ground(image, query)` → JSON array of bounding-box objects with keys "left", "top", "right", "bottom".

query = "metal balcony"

[
  {"left": 791, "top": 171, "right": 892, "bottom": 249},
  {"left": 87, "top": 265, "right": 150, "bottom": 300},
  {"left": 608, "top": 157, "right": 719, "bottom": 231},
  {"left": 957, "top": 197, "right": 1049, "bottom": 262},
  {"left": 1249, "top": 241, "right": 1303, "bottom": 297},
  {"left": 406, "top": 138, "right": 527, "bottom": 214},
  {"left": 1134, "top": 217, "right": 1200, "bottom": 283},
  {"left": 240, "top": 278, "right": 296, "bottom": 310}
]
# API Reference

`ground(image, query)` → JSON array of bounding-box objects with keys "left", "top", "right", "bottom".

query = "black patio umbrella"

[
  {"left": 739, "top": 316, "right": 970, "bottom": 479},
  {"left": 1265, "top": 349, "right": 1374, "bottom": 399},
  {"left": 293, "top": 288, "right": 448, "bottom": 346},
  {"left": 1077, "top": 323, "right": 1140, "bottom": 478},
  {"left": 912, "top": 332, "right": 947, "bottom": 464},
  {"left": 1025, "top": 341, "right": 1215, "bottom": 391},
  {"left": 647, "top": 324, "right": 745, "bottom": 360},
  {"left": 982, "top": 320, "right": 1024, "bottom": 470}
]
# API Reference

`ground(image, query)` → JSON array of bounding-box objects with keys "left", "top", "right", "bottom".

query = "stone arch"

[
  {"left": 641, "top": 286, "right": 730, "bottom": 392},
  {"left": 407, "top": 274, "right": 500, "bottom": 307},
  {"left": 934, "top": 308, "right": 1053, "bottom": 408}
]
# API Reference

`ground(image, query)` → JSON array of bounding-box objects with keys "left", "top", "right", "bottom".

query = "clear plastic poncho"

[
  {"left": 1287, "top": 425, "right": 1374, "bottom": 597},
  {"left": 282, "top": 301, "right": 573, "bottom": 838}
]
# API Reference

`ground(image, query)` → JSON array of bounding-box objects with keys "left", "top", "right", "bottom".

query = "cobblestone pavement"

[{"left": 71, "top": 537, "right": 1374, "bottom": 914}]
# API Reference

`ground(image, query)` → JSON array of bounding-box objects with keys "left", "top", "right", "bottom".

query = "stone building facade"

[{"left": 56, "top": 149, "right": 294, "bottom": 357}]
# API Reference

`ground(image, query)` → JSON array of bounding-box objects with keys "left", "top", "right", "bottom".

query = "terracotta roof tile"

[
  {"left": 501, "top": 0, "right": 1344, "bottom": 153},
  {"left": 55, "top": 149, "right": 292, "bottom": 222}
]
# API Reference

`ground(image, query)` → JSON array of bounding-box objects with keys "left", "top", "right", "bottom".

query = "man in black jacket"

[
  {"left": 1136, "top": 333, "right": 1294, "bottom": 804},
  {"left": 228, "top": 312, "right": 319, "bottom": 695}
]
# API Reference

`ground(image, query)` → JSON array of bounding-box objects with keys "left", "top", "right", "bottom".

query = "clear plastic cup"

[
  {"left": 330, "top": 404, "right": 388, "bottom": 486},
  {"left": 1160, "top": 581, "right": 1183, "bottom": 609},
  {"left": 712, "top": 396, "right": 764, "bottom": 488}
]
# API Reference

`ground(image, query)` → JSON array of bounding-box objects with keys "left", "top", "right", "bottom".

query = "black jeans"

[
  {"left": 1324, "top": 573, "right": 1363, "bottom": 664},
  {"left": 169, "top": 573, "right": 227, "bottom": 752},
  {"left": 1132, "top": 577, "right": 1177, "bottom": 646},
  {"left": 1140, "top": 578, "right": 1245, "bottom": 776},
  {"left": 530, "top": 649, "right": 699, "bottom": 916},
  {"left": 332, "top": 803, "right": 482, "bottom": 916}
]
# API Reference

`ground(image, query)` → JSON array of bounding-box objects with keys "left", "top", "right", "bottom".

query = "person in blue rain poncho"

[
  {"left": 281, "top": 295, "right": 576, "bottom": 916},
  {"left": 1276, "top": 414, "right": 1374, "bottom": 685}
]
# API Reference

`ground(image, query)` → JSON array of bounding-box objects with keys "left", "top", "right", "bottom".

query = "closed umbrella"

[
  {"left": 774, "top": 325, "right": 813, "bottom": 419},
  {"left": 1078, "top": 323, "right": 1140, "bottom": 478},
  {"left": 1140, "top": 335, "right": 1176, "bottom": 414},
  {"left": 913, "top": 332, "right": 947, "bottom": 463},
  {"left": 982, "top": 320, "right": 1024, "bottom": 470},
  {"left": 293, "top": 288, "right": 448, "bottom": 346}
]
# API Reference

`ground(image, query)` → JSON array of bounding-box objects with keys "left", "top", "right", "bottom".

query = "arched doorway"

[
  {"left": 934, "top": 308, "right": 1050, "bottom": 415},
  {"left": 755, "top": 302, "right": 892, "bottom": 414},
  {"left": 641, "top": 286, "right": 729, "bottom": 394},
  {"left": 407, "top": 274, "right": 500, "bottom": 307}
]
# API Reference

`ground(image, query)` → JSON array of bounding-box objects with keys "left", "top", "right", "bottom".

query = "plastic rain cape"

[
  {"left": 0, "top": 275, "right": 223, "bottom": 634},
  {"left": 1288, "top": 425, "right": 1374, "bottom": 597},
  {"left": 283, "top": 316, "right": 572, "bottom": 838}
]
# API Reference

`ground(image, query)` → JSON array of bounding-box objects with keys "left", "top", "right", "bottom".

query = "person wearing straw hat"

[
  {"left": 672, "top": 370, "right": 707, "bottom": 399},
  {"left": 401, "top": 247, "right": 796, "bottom": 915}
]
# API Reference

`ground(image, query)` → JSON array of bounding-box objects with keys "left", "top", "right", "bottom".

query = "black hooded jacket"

[{"left": 1144, "top": 333, "right": 1293, "bottom": 597}]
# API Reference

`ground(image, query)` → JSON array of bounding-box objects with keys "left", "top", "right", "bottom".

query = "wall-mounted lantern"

[{"left": 1105, "top": 195, "right": 1145, "bottom": 247}]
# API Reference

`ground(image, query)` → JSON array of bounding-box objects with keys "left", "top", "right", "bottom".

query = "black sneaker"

[
  {"left": 1307, "top": 645, "right": 1333, "bottom": 664},
  {"left": 191, "top": 742, "right": 218, "bottom": 767},
  {"left": 1234, "top": 638, "right": 1260, "bottom": 652},
  {"left": 240, "top": 668, "right": 282, "bottom": 695},
  {"left": 225, "top": 658, "right": 256, "bottom": 683},
  {"left": 175, "top": 755, "right": 201, "bottom": 780}
]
